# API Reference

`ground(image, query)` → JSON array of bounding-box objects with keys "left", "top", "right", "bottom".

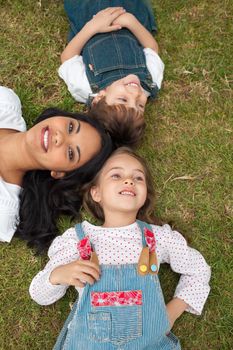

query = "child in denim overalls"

[
  {"left": 30, "top": 147, "right": 211, "bottom": 349},
  {"left": 58, "top": 0, "right": 165, "bottom": 145}
]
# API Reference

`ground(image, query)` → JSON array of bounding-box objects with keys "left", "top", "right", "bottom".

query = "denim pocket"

[
  {"left": 87, "top": 34, "right": 146, "bottom": 76},
  {"left": 110, "top": 304, "right": 142, "bottom": 345},
  {"left": 87, "top": 312, "right": 111, "bottom": 342}
]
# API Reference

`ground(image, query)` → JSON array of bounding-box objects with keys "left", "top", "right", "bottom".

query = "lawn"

[{"left": 0, "top": 0, "right": 232, "bottom": 349}]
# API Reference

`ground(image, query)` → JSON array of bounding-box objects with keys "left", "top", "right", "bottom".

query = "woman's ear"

[
  {"left": 90, "top": 185, "right": 101, "bottom": 203},
  {"left": 50, "top": 170, "right": 66, "bottom": 179},
  {"left": 92, "top": 90, "right": 106, "bottom": 105}
]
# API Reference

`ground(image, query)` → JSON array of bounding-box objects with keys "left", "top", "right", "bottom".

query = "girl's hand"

[
  {"left": 166, "top": 298, "right": 188, "bottom": 329},
  {"left": 49, "top": 260, "right": 100, "bottom": 288},
  {"left": 88, "top": 7, "right": 126, "bottom": 34}
]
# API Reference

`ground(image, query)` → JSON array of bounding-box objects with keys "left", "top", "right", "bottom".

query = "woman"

[{"left": 0, "top": 86, "right": 113, "bottom": 253}]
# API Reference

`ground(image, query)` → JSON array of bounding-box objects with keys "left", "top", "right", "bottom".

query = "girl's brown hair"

[
  {"left": 88, "top": 98, "right": 145, "bottom": 148},
  {"left": 83, "top": 147, "right": 159, "bottom": 224}
]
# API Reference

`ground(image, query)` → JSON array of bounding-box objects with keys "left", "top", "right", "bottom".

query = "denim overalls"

[
  {"left": 53, "top": 221, "right": 181, "bottom": 350},
  {"left": 64, "top": 0, "right": 159, "bottom": 98}
]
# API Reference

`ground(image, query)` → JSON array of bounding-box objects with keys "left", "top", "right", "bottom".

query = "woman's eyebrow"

[
  {"left": 76, "top": 121, "right": 81, "bottom": 133},
  {"left": 76, "top": 146, "right": 81, "bottom": 163}
]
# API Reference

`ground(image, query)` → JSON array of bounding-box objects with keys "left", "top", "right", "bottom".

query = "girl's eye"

[
  {"left": 68, "top": 147, "right": 74, "bottom": 161},
  {"left": 135, "top": 176, "right": 144, "bottom": 181},
  {"left": 111, "top": 174, "right": 121, "bottom": 179},
  {"left": 68, "top": 122, "right": 74, "bottom": 133}
]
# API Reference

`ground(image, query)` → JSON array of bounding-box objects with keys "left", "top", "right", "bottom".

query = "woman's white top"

[
  {"left": 30, "top": 221, "right": 211, "bottom": 315},
  {"left": 58, "top": 49, "right": 165, "bottom": 103},
  {"left": 0, "top": 86, "right": 26, "bottom": 242}
]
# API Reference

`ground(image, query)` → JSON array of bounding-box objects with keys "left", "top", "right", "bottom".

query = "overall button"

[
  {"left": 139, "top": 264, "right": 147, "bottom": 272},
  {"left": 150, "top": 264, "right": 157, "bottom": 272}
]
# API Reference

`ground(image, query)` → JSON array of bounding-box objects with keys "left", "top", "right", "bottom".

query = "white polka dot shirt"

[{"left": 29, "top": 221, "right": 211, "bottom": 315}]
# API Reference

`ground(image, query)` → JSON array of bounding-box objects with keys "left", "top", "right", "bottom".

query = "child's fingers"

[
  {"left": 106, "top": 25, "right": 122, "bottom": 32},
  {"left": 104, "top": 7, "right": 124, "bottom": 14},
  {"left": 77, "top": 263, "right": 100, "bottom": 280},
  {"left": 78, "top": 260, "right": 100, "bottom": 274},
  {"left": 76, "top": 272, "right": 97, "bottom": 285},
  {"left": 72, "top": 279, "right": 86, "bottom": 288}
]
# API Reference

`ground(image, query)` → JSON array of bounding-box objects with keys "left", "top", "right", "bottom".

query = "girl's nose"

[
  {"left": 54, "top": 130, "right": 65, "bottom": 147},
  {"left": 124, "top": 178, "right": 134, "bottom": 186}
]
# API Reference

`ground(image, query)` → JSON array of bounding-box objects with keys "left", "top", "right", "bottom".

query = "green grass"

[{"left": 0, "top": 0, "right": 232, "bottom": 349}]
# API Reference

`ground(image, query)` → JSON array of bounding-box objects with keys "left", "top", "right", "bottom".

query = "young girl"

[
  {"left": 30, "top": 147, "right": 211, "bottom": 349},
  {"left": 58, "top": 0, "right": 165, "bottom": 144},
  {"left": 0, "top": 86, "right": 113, "bottom": 251}
]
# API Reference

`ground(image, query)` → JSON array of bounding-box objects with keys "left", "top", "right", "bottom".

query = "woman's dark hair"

[{"left": 15, "top": 108, "right": 114, "bottom": 254}]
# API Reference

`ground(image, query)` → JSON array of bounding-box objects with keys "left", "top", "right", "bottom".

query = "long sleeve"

[
  {"left": 58, "top": 55, "right": 92, "bottom": 103},
  {"left": 155, "top": 224, "right": 211, "bottom": 315},
  {"left": 29, "top": 228, "right": 79, "bottom": 305}
]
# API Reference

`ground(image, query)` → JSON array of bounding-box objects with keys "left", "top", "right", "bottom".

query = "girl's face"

[
  {"left": 91, "top": 153, "right": 147, "bottom": 217},
  {"left": 25, "top": 116, "right": 101, "bottom": 177},
  {"left": 93, "top": 75, "right": 148, "bottom": 113}
]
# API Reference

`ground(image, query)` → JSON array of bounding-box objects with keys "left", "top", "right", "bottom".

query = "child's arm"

[
  {"left": 154, "top": 224, "right": 211, "bottom": 326},
  {"left": 166, "top": 298, "right": 188, "bottom": 328},
  {"left": 49, "top": 259, "right": 100, "bottom": 287},
  {"left": 113, "top": 13, "right": 159, "bottom": 53},
  {"left": 61, "top": 7, "right": 125, "bottom": 63},
  {"left": 29, "top": 228, "right": 99, "bottom": 305}
]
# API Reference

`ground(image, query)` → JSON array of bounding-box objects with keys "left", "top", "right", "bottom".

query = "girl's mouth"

[
  {"left": 119, "top": 190, "right": 136, "bottom": 197},
  {"left": 41, "top": 126, "right": 49, "bottom": 152}
]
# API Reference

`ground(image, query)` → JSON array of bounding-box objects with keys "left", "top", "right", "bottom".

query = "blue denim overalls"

[
  {"left": 53, "top": 220, "right": 181, "bottom": 349},
  {"left": 64, "top": 0, "right": 159, "bottom": 98}
]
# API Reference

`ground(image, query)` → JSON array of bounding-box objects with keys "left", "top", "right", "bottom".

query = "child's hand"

[
  {"left": 49, "top": 260, "right": 100, "bottom": 287},
  {"left": 88, "top": 7, "right": 126, "bottom": 34},
  {"left": 166, "top": 298, "right": 188, "bottom": 329},
  {"left": 112, "top": 12, "right": 137, "bottom": 30}
]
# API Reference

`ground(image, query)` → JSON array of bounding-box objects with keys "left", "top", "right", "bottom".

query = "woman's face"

[{"left": 25, "top": 116, "right": 101, "bottom": 177}]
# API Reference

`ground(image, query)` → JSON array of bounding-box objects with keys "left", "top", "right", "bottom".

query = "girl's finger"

[
  {"left": 72, "top": 279, "right": 86, "bottom": 288},
  {"left": 78, "top": 260, "right": 100, "bottom": 274},
  {"left": 77, "top": 272, "right": 96, "bottom": 285},
  {"left": 76, "top": 264, "right": 100, "bottom": 280}
]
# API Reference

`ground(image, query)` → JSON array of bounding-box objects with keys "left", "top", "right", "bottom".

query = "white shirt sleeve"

[
  {"left": 155, "top": 224, "right": 211, "bottom": 315},
  {"left": 144, "top": 48, "right": 165, "bottom": 89},
  {"left": 0, "top": 86, "right": 26, "bottom": 131},
  {"left": 58, "top": 56, "right": 92, "bottom": 103},
  {"left": 29, "top": 227, "right": 80, "bottom": 305}
]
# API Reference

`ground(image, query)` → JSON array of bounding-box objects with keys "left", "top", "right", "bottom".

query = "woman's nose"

[
  {"left": 124, "top": 178, "right": 134, "bottom": 186},
  {"left": 54, "top": 130, "right": 65, "bottom": 147}
]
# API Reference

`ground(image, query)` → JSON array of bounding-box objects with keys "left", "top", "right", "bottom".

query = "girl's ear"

[
  {"left": 92, "top": 90, "right": 106, "bottom": 105},
  {"left": 90, "top": 185, "right": 101, "bottom": 203},
  {"left": 50, "top": 170, "right": 66, "bottom": 179}
]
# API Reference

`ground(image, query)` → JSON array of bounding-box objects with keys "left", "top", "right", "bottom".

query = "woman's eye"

[
  {"left": 68, "top": 122, "right": 74, "bottom": 133},
  {"left": 68, "top": 147, "right": 74, "bottom": 160}
]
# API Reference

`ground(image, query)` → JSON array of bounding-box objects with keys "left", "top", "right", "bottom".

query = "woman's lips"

[{"left": 41, "top": 126, "right": 49, "bottom": 152}]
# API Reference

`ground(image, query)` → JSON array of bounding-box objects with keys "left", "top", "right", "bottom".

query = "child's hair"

[
  {"left": 16, "top": 108, "right": 114, "bottom": 254},
  {"left": 88, "top": 98, "right": 145, "bottom": 148},
  {"left": 83, "top": 147, "right": 157, "bottom": 224}
]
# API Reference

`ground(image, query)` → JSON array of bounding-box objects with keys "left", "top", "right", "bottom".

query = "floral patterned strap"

[
  {"left": 77, "top": 236, "right": 92, "bottom": 260},
  {"left": 144, "top": 228, "right": 156, "bottom": 253},
  {"left": 91, "top": 290, "right": 142, "bottom": 307}
]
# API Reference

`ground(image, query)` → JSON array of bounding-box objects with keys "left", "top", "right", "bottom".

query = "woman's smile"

[{"left": 41, "top": 126, "right": 49, "bottom": 152}]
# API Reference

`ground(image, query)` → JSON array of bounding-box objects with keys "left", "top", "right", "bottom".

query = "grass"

[{"left": 0, "top": 0, "right": 232, "bottom": 349}]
